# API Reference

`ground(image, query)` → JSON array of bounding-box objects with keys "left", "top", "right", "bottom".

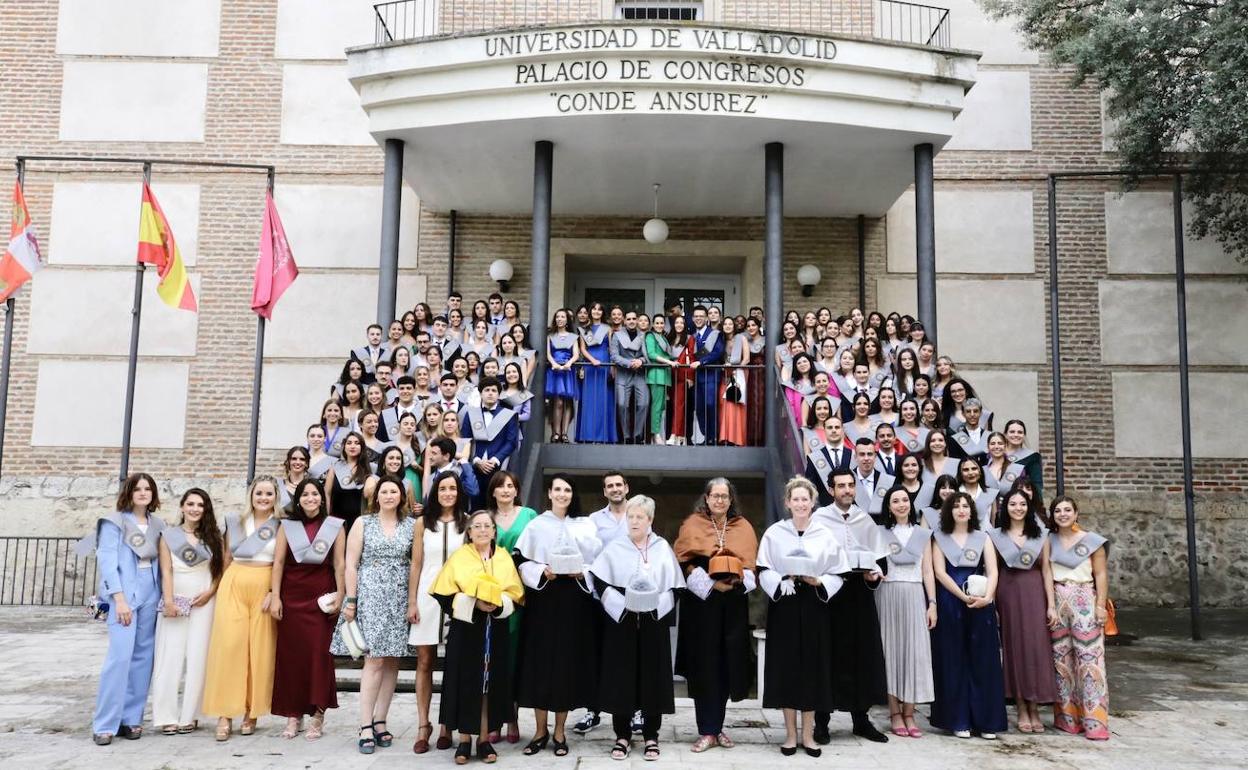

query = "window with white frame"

[{"left": 615, "top": 1, "right": 703, "bottom": 21}]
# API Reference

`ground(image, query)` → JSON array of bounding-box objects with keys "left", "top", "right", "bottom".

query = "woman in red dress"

[
  {"left": 269, "top": 479, "right": 346, "bottom": 741},
  {"left": 744, "top": 317, "right": 766, "bottom": 447},
  {"left": 669, "top": 315, "right": 695, "bottom": 445}
]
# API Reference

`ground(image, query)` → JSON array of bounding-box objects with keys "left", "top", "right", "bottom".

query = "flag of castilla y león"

[
  {"left": 137, "top": 183, "right": 197, "bottom": 312},
  {"left": 0, "top": 181, "right": 44, "bottom": 302}
]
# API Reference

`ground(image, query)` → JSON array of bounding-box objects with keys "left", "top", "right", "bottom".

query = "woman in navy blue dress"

[
  {"left": 574, "top": 301, "right": 616, "bottom": 444},
  {"left": 929, "top": 492, "right": 1007, "bottom": 740},
  {"left": 544, "top": 309, "right": 579, "bottom": 443}
]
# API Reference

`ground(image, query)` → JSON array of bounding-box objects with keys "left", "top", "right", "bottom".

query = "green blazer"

[{"left": 645, "top": 332, "right": 673, "bottom": 386}]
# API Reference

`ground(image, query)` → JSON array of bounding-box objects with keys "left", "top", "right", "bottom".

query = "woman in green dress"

[
  {"left": 486, "top": 470, "right": 538, "bottom": 744},
  {"left": 645, "top": 314, "right": 676, "bottom": 445}
]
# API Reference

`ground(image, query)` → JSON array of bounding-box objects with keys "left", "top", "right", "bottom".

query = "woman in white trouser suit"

[{"left": 150, "top": 489, "right": 224, "bottom": 733}]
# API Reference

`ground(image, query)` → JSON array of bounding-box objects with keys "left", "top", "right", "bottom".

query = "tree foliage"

[{"left": 980, "top": 0, "right": 1248, "bottom": 261}]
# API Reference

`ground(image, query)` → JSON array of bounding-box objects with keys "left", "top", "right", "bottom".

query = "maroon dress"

[
  {"left": 995, "top": 558, "right": 1059, "bottom": 704},
  {"left": 746, "top": 345, "right": 766, "bottom": 446},
  {"left": 272, "top": 519, "right": 340, "bottom": 717}
]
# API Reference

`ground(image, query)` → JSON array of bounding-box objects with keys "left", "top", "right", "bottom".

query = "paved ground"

[{"left": 0, "top": 607, "right": 1244, "bottom": 769}]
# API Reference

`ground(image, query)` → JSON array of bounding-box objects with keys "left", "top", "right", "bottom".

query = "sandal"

[
  {"left": 93, "top": 733, "right": 113, "bottom": 746},
  {"left": 477, "top": 740, "right": 498, "bottom": 763},
  {"left": 358, "top": 725, "right": 377, "bottom": 755},
  {"left": 372, "top": 720, "right": 393, "bottom": 747},
  {"left": 611, "top": 738, "right": 630, "bottom": 760},
  {"left": 690, "top": 735, "right": 716, "bottom": 753},
  {"left": 177, "top": 721, "right": 198, "bottom": 734},
  {"left": 523, "top": 733, "right": 550, "bottom": 755},
  {"left": 215, "top": 719, "right": 231, "bottom": 742},
  {"left": 553, "top": 733, "right": 569, "bottom": 757},
  {"left": 716, "top": 732, "right": 735, "bottom": 748},
  {"left": 454, "top": 740, "right": 472, "bottom": 765},
  {"left": 412, "top": 722, "right": 433, "bottom": 754},
  {"left": 160, "top": 724, "right": 178, "bottom": 736},
  {"left": 306, "top": 712, "right": 324, "bottom": 741},
  {"left": 506, "top": 722, "right": 521, "bottom": 744},
  {"left": 118, "top": 724, "right": 143, "bottom": 740},
  {"left": 239, "top": 718, "right": 256, "bottom": 736},
  {"left": 643, "top": 740, "right": 660, "bottom": 761},
  {"left": 281, "top": 718, "right": 300, "bottom": 739}
]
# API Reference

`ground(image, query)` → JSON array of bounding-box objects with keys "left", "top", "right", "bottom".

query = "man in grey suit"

[{"left": 610, "top": 310, "right": 650, "bottom": 444}]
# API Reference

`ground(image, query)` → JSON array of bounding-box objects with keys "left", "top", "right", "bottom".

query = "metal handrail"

[
  {"left": 371, "top": 0, "right": 955, "bottom": 49},
  {"left": 0, "top": 536, "right": 96, "bottom": 607}
]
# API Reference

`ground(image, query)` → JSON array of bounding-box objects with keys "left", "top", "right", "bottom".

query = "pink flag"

[{"left": 252, "top": 192, "right": 298, "bottom": 319}]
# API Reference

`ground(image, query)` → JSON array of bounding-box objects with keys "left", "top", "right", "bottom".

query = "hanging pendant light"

[{"left": 643, "top": 183, "right": 669, "bottom": 244}]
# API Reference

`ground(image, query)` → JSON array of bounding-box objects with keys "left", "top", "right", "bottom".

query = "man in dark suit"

[{"left": 804, "top": 415, "right": 853, "bottom": 506}]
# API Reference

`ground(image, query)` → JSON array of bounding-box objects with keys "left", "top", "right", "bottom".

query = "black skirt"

[
  {"left": 826, "top": 573, "right": 888, "bottom": 711},
  {"left": 595, "top": 591, "right": 676, "bottom": 716},
  {"left": 763, "top": 579, "right": 835, "bottom": 711},
  {"left": 331, "top": 485, "right": 364, "bottom": 534},
  {"left": 674, "top": 587, "right": 753, "bottom": 702},
  {"left": 437, "top": 597, "right": 514, "bottom": 735},
  {"left": 514, "top": 575, "right": 598, "bottom": 711}
]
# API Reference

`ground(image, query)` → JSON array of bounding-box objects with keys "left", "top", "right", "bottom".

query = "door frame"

[{"left": 566, "top": 272, "right": 741, "bottom": 317}]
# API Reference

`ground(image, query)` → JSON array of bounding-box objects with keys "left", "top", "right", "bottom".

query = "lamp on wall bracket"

[
  {"left": 797, "top": 264, "right": 821, "bottom": 297},
  {"left": 643, "top": 183, "right": 669, "bottom": 244},
  {"left": 489, "top": 259, "right": 514, "bottom": 293}
]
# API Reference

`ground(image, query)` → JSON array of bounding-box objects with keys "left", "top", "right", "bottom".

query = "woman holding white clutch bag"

[
  {"left": 268, "top": 479, "right": 345, "bottom": 741},
  {"left": 587, "top": 495, "right": 684, "bottom": 761},
  {"left": 757, "top": 477, "right": 849, "bottom": 758},
  {"left": 929, "top": 492, "right": 1007, "bottom": 740},
  {"left": 150, "top": 488, "right": 223, "bottom": 736}
]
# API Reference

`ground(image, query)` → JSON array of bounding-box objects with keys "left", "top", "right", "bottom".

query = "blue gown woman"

[
  {"left": 575, "top": 318, "right": 616, "bottom": 444},
  {"left": 543, "top": 309, "right": 580, "bottom": 443}
]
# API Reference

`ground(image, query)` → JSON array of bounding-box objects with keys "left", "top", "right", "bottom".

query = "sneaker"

[
  {"left": 631, "top": 710, "right": 644, "bottom": 735},
  {"left": 572, "top": 711, "right": 601, "bottom": 735},
  {"left": 980, "top": 732, "right": 998, "bottom": 741}
]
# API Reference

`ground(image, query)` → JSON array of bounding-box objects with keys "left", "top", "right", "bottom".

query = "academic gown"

[
  {"left": 588, "top": 533, "right": 684, "bottom": 716},
  {"left": 431, "top": 543, "right": 525, "bottom": 735},
  {"left": 812, "top": 504, "right": 890, "bottom": 714},
  {"left": 757, "top": 519, "right": 848, "bottom": 711},
  {"left": 512, "top": 513, "right": 603, "bottom": 712}
]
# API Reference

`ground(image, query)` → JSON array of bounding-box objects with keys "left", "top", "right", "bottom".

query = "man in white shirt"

[
  {"left": 382, "top": 376, "right": 423, "bottom": 438},
  {"left": 852, "top": 438, "right": 893, "bottom": 517}
]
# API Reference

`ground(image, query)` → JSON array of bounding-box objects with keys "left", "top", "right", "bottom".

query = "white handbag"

[
  {"left": 341, "top": 619, "right": 370, "bottom": 659},
  {"left": 316, "top": 593, "right": 337, "bottom": 614},
  {"left": 962, "top": 574, "right": 988, "bottom": 598}
]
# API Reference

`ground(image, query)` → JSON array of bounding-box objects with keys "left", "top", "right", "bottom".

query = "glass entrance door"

[{"left": 569, "top": 273, "right": 739, "bottom": 317}]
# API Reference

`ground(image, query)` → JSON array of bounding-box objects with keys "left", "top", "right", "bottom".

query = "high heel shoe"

[
  {"left": 523, "top": 734, "right": 550, "bottom": 756},
  {"left": 889, "top": 711, "right": 908, "bottom": 738},
  {"left": 412, "top": 722, "right": 432, "bottom": 754}
]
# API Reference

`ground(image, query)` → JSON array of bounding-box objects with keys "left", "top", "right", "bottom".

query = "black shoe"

[
  {"left": 117, "top": 725, "right": 142, "bottom": 741},
  {"left": 780, "top": 745, "right": 797, "bottom": 756},
  {"left": 812, "top": 725, "right": 831, "bottom": 745},
  {"left": 454, "top": 740, "right": 472, "bottom": 765},
  {"left": 804, "top": 745, "right": 823, "bottom": 758},
  {"left": 572, "top": 711, "right": 601, "bottom": 734},
  {"left": 477, "top": 740, "right": 498, "bottom": 763},
  {"left": 852, "top": 721, "right": 889, "bottom": 743}
]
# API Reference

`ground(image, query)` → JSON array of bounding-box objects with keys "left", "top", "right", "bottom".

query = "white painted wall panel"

[
  {"left": 887, "top": 189, "right": 1034, "bottom": 273},
  {"left": 56, "top": 0, "right": 220, "bottom": 58},
  {"left": 26, "top": 270, "right": 200, "bottom": 356},
  {"left": 49, "top": 182, "right": 200, "bottom": 267},
  {"left": 1104, "top": 192, "right": 1245, "bottom": 274},
  {"left": 258, "top": 362, "right": 343, "bottom": 449},
  {"left": 274, "top": 184, "right": 419, "bottom": 268},
  {"left": 1099, "top": 281, "right": 1248, "bottom": 366},
  {"left": 960, "top": 368, "right": 1038, "bottom": 442},
  {"left": 1113, "top": 372, "right": 1248, "bottom": 458},
  {"left": 264, "top": 272, "right": 428, "bottom": 357},
  {"left": 944, "top": 70, "right": 1032, "bottom": 151},
  {"left": 32, "top": 360, "right": 189, "bottom": 448},
  {"left": 876, "top": 277, "right": 1046, "bottom": 364},
  {"left": 941, "top": 0, "right": 1038, "bottom": 65},
  {"left": 59, "top": 61, "right": 208, "bottom": 142},
  {"left": 280, "top": 63, "right": 374, "bottom": 146},
  {"left": 274, "top": 0, "right": 378, "bottom": 60}
]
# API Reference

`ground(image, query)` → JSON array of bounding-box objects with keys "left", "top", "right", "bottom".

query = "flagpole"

[
  {"left": 119, "top": 162, "right": 151, "bottom": 482},
  {"left": 245, "top": 171, "right": 275, "bottom": 484},
  {"left": 0, "top": 161, "right": 22, "bottom": 478}
]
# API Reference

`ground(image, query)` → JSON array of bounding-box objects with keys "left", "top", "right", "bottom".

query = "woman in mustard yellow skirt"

[{"left": 202, "top": 476, "right": 281, "bottom": 741}]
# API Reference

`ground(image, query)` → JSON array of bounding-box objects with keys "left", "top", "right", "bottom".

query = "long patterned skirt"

[{"left": 1051, "top": 583, "right": 1110, "bottom": 740}]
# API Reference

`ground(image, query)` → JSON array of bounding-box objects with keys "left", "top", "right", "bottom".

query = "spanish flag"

[
  {"left": 137, "top": 183, "right": 196, "bottom": 312},
  {"left": 0, "top": 181, "right": 43, "bottom": 302}
]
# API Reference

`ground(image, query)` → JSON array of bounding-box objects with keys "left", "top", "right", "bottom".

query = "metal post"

[
  {"left": 914, "top": 143, "right": 937, "bottom": 343},
  {"left": 0, "top": 161, "right": 20, "bottom": 478},
  {"left": 1173, "top": 174, "right": 1202, "bottom": 641},
  {"left": 528, "top": 141, "right": 553, "bottom": 440},
  {"left": 120, "top": 163, "right": 152, "bottom": 481},
  {"left": 764, "top": 142, "right": 784, "bottom": 523},
  {"left": 245, "top": 170, "right": 276, "bottom": 484},
  {"left": 856, "top": 214, "right": 866, "bottom": 311},
  {"left": 377, "top": 138, "right": 404, "bottom": 325},
  {"left": 1047, "top": 176, "right": 1065, "bottom": 495},
  {"left": 448, "top": 209, "right": 457, "bottom": 296}
]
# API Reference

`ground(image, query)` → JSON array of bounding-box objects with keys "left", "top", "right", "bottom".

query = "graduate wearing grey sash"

[{"left": 610, "top": 311, "right": 650, "bottom": 444}]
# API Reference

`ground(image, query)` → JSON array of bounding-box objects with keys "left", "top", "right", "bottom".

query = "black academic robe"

[
  {"left": 762, "top": 577, "right": 837, "bottom": 711},
  {"left": 825, "top": 568, "right": 889, "bottom": 712},
  {"left": 592, "top": 580, "right": 677, "bottom": 716},
  {"left": 674, "top": 554, "right": 753, "bottom": 703},
  {"left": 435, "top": 594, "right": 514, "bottom": 734},
  {"left": 512, "top": 570, "right": 598, "bottom": 712}
]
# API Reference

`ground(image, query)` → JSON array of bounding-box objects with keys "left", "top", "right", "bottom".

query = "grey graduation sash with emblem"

[
  {"left": 501, "top": 390, "right": 533, "bottom": 410},
  {"left": 988, "top": 527, "right": 1047, "bottom": 570},
  {"left": 1048, "top": 531, "right": 1108, "bottom": 569},
  {"left": 466, "top": 405, "right": 516, "bottom": 442},
  {"left": 1007, "top": 449, "right": 1037, "bottom": 465},
  {"left": 308, "top": 454, "right": 334, "bottom": 482},
  {"left": 987, "top": 462, "right": 1026, "bottom": 489},
  {"left": 581, "top": 324, "right": 608, "bottom": 347},
  {"left": 550, "top": 331, "right": 577, "bottom": 351},
  {"left": 226, "top": 515, "right": 279, "bottom": 559},
  {"left": 898, "top": 427, "right": 929, "bottom": 452},
  {"left": 698, "top": 329, "right": 720, "bottom": 355},
  {"left": 802, "top": 429, "right": 826, "bottom": 453},
  {"left": 282, "top": 518, "right": 344, "bottom": 565},
  {"left": 934, "top": 530, "right": 987, "bottom": 568},
  {"left": 921, "top": 506, "right": 941, "bottom": 530},
  {"left": 99, "top": 512, "right": 164, "bottom": 562},
  {"left": 955, "top": 428, "right": 989, "bottom": 456},
  {"left": 883, "top": 526, "right": 932, "bottom": 566},
  {"left": 163, "top": 526, "right": 211, "bottom": 568}
]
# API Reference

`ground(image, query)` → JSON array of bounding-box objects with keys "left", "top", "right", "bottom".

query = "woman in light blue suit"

[{"left": 92, "top": 473, "right": 166, "bottom": 745}]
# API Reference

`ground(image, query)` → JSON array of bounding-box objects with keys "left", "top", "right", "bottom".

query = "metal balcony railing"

[
  {"left": 373, "top": 1, "right": 952, "bottom": 49},
  {"left": 0, "top": 536, "right": 97, "bottom": 607}
]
